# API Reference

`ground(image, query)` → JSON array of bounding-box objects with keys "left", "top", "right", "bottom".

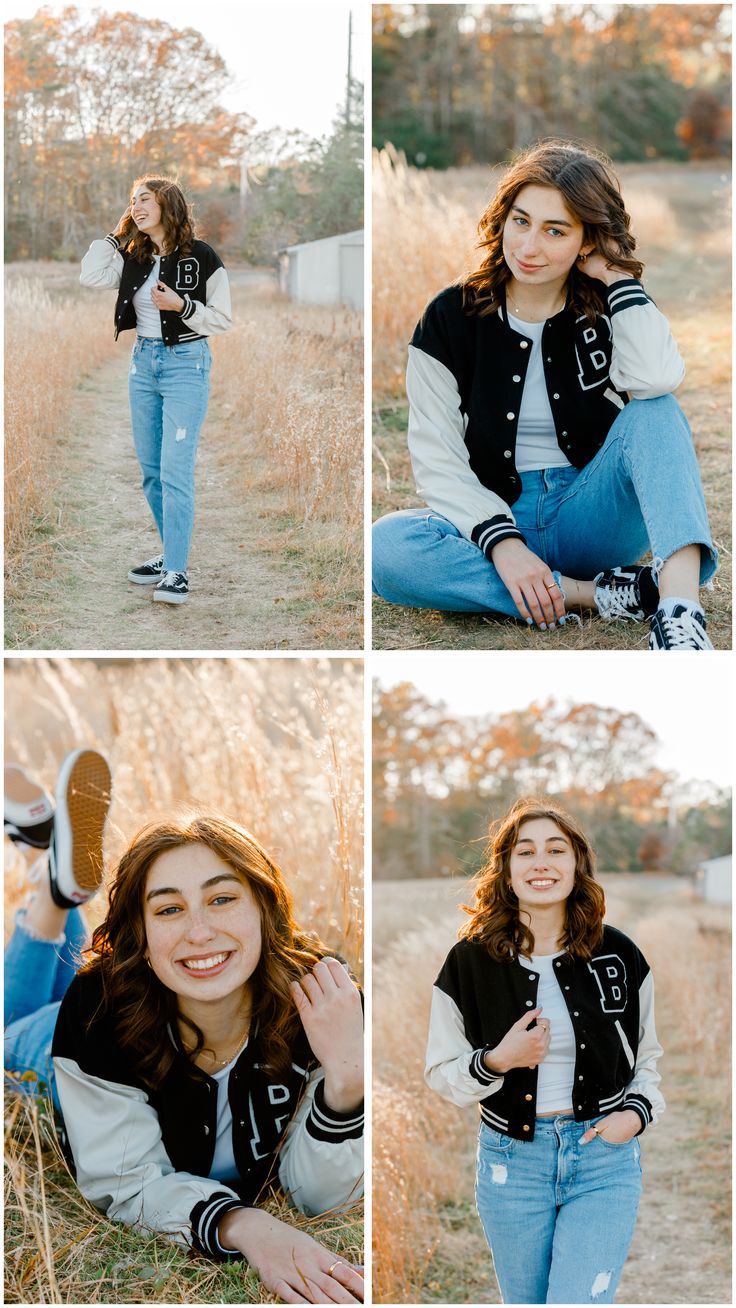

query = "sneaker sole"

[
  {"left": 128, "top": 573, "right": 163, "bottom": 585},
  {"left": 53, "top": 750, "right": 112, "bottom": 898},
  {"left": 153, "top": 591, "right": 189, "bottom": 604}
]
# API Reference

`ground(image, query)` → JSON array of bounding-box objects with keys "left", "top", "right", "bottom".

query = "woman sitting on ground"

[{"left": 372, "top": 139, "right": 717, "bottom": 650}]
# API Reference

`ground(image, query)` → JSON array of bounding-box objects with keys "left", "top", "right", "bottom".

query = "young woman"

[
  {"left": 372, "top": 140, "right": 718, "bottom": 649},
  {"left": 4, "top": 751, "right": 364, "bottom": 1305},
  {"left": 425, "top": 798, "right": 663, "bottom": 1305},
  {"left": 80, "top": 176, "right": 232, "bottom": 605}
]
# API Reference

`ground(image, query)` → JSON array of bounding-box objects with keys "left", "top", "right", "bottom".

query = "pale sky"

[
  {"left": 373, "top": 651, "right": 734, "bottom": 790},
  {"left": 6, "top": 1, "right": 365, "bottom": 139}
]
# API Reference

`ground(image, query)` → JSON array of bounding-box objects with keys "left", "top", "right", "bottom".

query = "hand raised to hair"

[
  {"left": 291, "top": 958, "right": 363, "bottom": 1113},
  {"left": 577, "top": 243, "right": 631, "bottom": 287}
]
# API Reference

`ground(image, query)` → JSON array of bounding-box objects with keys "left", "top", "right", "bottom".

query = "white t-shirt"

[
  {"left": 519, "top": 951, "right": 576, "bottom": 1112},
  {"left": 132, "top": 256, "right": 163, "bottom": 338},
  {"left": 208, "top": 1048, "right": 242, "bottom": 1186},
  {"left": 506, "top": 311, "right": 572, "bottom": 473}
]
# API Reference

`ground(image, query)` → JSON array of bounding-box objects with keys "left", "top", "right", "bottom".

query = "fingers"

[
  {"left": 308, "top": 1273, "right": 361, "bottom": 1304},
  {"left": 544, "top": 575, "right": 567, "bottom": 622},
  {"left": 293, "top": 958, "right": 349, "bottom": 1004},
  {"left": 516, "top": 1007, "right": 542, "bottom": 1029},
  {"left": 331, "top": 1262, "right": 365, "bottom": 1299},
  {"left": 273, "top": 1279, "right": 309, "bottom": 1304}
]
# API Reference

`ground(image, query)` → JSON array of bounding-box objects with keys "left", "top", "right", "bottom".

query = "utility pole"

[{"left": 345, "top": 9, "right": 353, "bottom": 127}]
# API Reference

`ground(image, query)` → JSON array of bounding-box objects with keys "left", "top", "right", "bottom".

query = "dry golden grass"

[
  {"left": 212, "top": 281, "right": 363, "bottom": 626},
  {"left": 5, "top": 272, "right": 117, "bottom": 568},
  {"left": 372, "top": 877, "right": 731, "bottom": 1304},
  {"left": 4, "top": 657, "right": 363, "bottom": 964},
  {"left": 4, "top": 657, "right": 364, "bottom": 1303},
  {"left": 5, "top": 1091, "right": 364, "bottom": 1305}
]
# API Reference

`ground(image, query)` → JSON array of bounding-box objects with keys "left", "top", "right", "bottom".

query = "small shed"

[
  {"left": 694, "top": 855, "right": 732, "bottom": 904},
  {"left": 278, "top": 230, "right": 363, "bottom": 310}
]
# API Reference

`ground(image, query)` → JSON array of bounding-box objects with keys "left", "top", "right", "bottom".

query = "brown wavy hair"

[
  {"left": 82, "top": 814, "right": 328, "bottom": 1089},
  {"left": 460, "top": 798, "right": 605, "bottom": 961},
  {"left": 461, "top": 139, "right": 644, "bottom": 325},
  {"left": 117, "top": 175, "right": 195, "bottom": 264}
]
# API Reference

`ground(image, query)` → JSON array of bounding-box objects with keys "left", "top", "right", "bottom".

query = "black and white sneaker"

[
  {"left": 593, "top": 561, "right": 661, "bottom": 622},
  {"left": 128, "top": 553, "right": 164, "bottom": 585},
  {"left": 4, "top": 765, "right": 55, "bottom": 849},
  {"left": 48, "top": 749, "right": 112, "bottom": 908},
  {"left": 153, "top": 570, "right": 189, "bottom": 604},
  {"left": 649, "top": 605, "right": 714, "bottom": 650}
]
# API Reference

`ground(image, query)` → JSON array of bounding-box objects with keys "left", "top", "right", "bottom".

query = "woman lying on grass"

[
  {"left": 4, "top": 750, "right": 364, "bottom": 1305},
  {"left": 372, "top": 139, "right": 718, "bottom": 649}
]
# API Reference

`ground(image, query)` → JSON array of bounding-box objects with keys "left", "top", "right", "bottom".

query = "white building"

[
  {"left": 278, "top": 230, "right": 363, "bottom": 310},
  {"left": 694, "top": 855, "right": 732, "bottom": 903}
]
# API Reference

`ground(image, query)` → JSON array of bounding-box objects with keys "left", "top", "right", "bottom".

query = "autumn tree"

[{"left": 5, "top": 7, "right": 252, "bottom": 259}]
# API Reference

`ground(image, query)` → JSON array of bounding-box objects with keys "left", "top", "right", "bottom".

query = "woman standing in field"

[
  {"left": 4, "top": 751, "right": 364, "bottom": 1304},
  {"left": 372, "top": 140, "right": 717, "bottom": 649},
  {"left": 425, "top": 798, "right": 663, "bottom": 1304},
  {"left": 80, "top": 176, "right": 232, "bottom": 605}
]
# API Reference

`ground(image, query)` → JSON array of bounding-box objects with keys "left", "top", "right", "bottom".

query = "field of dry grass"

[
  {"left": 373, "top": 873, "right": 731, "bottom": 1304},
  {"left": 5, "top": 269, "right": 363, "bottom": 650},
  {"left": 4, "top": 657, "right": 364, "bottom": 1303},
  {"left": 4, "top": 266, "right": 118, "bottom": 568},
  {"left": 372, "top": 154, "right": 732, "bottom": 650}
]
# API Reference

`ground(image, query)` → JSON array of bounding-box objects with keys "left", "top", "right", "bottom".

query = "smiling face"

[
  {"left": 143, "top": 843, "right": 262, "bottom": 1013},
  {"left": 130, "top": 183, "right": 164, "bottom": 237},
  {"left": 507, "top": 816, "right": 577, "bottom": 919},
  {"left": 502, "top": 183, "right": 588, "bottom": 293}
]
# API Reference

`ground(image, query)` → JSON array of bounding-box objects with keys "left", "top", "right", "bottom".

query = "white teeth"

[
  {"left": 529, "top": 879, "right": 555, "bottom": 887},
  {"left": 181, "top": 952, "right": 228, "bottom": 971}
]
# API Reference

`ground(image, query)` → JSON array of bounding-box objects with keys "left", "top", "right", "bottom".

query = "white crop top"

[
  {"left": 132, "top": 256, "right": 163, "bottom": 338},
  {"left": 506, "top": 311, "right": 572, "bottom": 473},
  {"left": 519, "top": 951, "right": 576, "bottom": 1112},
  {"left": 207, "top": 1047, "right": 242, "bottom": 1186}
]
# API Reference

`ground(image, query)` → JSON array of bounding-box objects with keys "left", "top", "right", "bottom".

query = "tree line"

[
  {"left": 373, "top": 3, "right": 731, "bottom": 167},
  {"left": 5, "top": 7, "right": 362, "bottom": 263},
  {"left": 373, "top": 682, "right": 732, "bottom": 880}
]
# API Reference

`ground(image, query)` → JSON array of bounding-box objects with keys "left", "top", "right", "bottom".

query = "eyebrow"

[
  {"left": 511, "top": 205, "right": 573, "bottom": 228},
  {"left": 146, "top": 873, "right": 242, "bottom": 902},
  {"left": 516, "top": 835, "right": 571, "bottom": 845}
]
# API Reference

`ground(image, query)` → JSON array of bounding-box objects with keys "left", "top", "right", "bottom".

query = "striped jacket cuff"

[
  {"left": 181, "top": 294, "right": 197, "bottom": 320},
  {"left": 472, "top": 514, "right": 525, "bottom": 559},
  {"left": 305, "top": 1078, "right": 364, "bottom": 1143},
  {"left": 105, "top": 233, "right": 121, "bottom": 250},
  {"left": 606, "top": 279, "right": 651, "bottom": 316},
  {"left": 623, "top": 1093, "right": 653, "bottom": 1133},
  {"left": 190, "top": 1193, "right": 247, "bottom": 1260},
  {"left": 469, "top": 1047, "right": 502, "bottom": 1086}
]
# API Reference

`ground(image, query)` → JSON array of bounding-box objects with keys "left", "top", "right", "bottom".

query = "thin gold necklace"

[
  {"left": 506, "top": 289, "right": 565, "bottom": 322},
  {"left": 208, "top": 1025, "right": 250, "bottom": 1068}
]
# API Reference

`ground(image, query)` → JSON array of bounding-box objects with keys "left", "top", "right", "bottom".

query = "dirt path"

[{"left": 8, "top": 345, "right": 321, "bottom": 651}]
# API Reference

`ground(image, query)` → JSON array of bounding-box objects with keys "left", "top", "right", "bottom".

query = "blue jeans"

[
  {"left": 372, "top": 396, "right": 717, "bottom": 614},
  {"left": 475, "top": 1116, "right": 642, "bottom": 1304},
  {"left": 4, "top": 909, "right": 86, "bottom": 1111},
  {"left": 128, "top": 337, "right": 212, "bottom": 572}
]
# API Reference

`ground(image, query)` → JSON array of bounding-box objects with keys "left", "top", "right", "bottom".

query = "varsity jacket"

[
  {"left": 51, "top": 969, "right": 363, "bottom": 1260},
  {"left": 80, "top": 235, "right": 232, "bottom": 345},
  {"left": 425, "top": 925, "right": 664, "bottom": 1142},
  {"left": 407, "top": 280, "right": 684, "bottom": 559}
]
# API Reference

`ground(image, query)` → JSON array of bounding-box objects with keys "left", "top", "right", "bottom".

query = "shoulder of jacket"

[
  {"left": 189, "top": 239, "right": 222, "bottom": 263},
  {"left": 597, "top": 923, "right": 647, "bottom": 967}
]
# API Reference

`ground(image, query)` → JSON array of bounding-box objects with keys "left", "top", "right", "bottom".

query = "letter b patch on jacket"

[
  {"left": 176, "top": 258, "right": 200, "bottom": 291},
  {"left": 587, "top": 954, "right": 627, "bottom": 1013}
]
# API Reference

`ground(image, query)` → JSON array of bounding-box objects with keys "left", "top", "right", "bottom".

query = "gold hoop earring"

[{"left": 578, "top": 252, "right": 587, "bottom": 263}]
